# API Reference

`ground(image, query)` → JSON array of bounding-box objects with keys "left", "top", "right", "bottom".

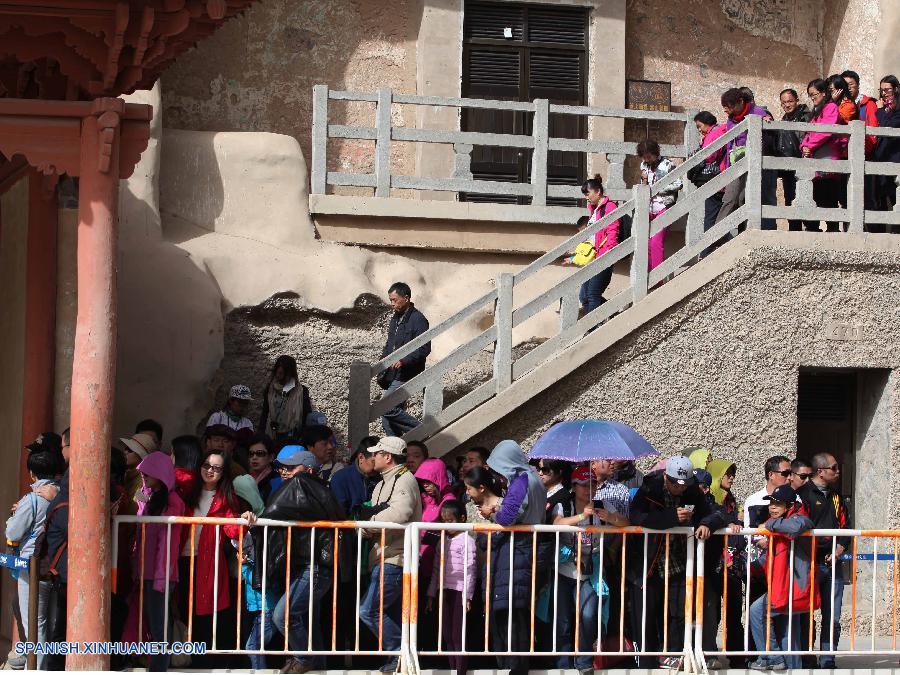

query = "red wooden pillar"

[
  {"left": 66, "top": 99, "right": 122, "bottom": 671},
  {"left": 19, "top": 168, "right": 58, "bottom": 493}
]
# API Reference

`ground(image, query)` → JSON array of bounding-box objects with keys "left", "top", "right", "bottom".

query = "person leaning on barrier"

[
  {"left": 244, "top": 447, "right": 345, "bottom": 675},
  {"left": 358, "top": 436, "right": 423, "bottom": 673},
  {"left": 796, "top": 452, "right": 850, "bottom": 669},
  {"left": 378, "top": 282, "right": 431, "bottom": 437},
  {"left": 626, "top": 456, "right": 728, "bottom": 671},
  {"left": 483, "top": 440, "right": 548, "bottom": 675}
]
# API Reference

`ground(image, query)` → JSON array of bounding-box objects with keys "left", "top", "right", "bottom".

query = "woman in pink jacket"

[
  {"left": 800, "top": 78, "right": 846, "bottom": 232},
  {"left": 564, "top": 174, "right": 620, "bottom": 315},
  {"left": 693, "top": 111, "right": 728, "bottom": 235},
  {"left": 124, "top": 451, "right": 184, "bottom": 671}
]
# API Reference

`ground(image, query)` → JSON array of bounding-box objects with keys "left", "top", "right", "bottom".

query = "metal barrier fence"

[
  {"left": 111, "top": 516, "right": 416, "bottom": 670},
  {"left": 107, "top": 516, "right": 900, "bottom": 673},
  {"left": 695, "top": 528, "right": 900, "bottom": 674}
]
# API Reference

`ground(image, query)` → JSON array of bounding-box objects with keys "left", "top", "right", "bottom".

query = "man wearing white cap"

[
  {"left": 359, "top": 436, "right": 422, "bottom": 673},
  {"left": 206, "top": 384, "right": 255, "bottom": 433},
  {"left": 627, "top": 455, "right": 725, "bottom": 670}
]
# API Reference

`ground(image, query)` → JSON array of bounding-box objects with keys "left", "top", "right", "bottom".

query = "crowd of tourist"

[
  {"left": 569, "top": 72, "right": 900, "bottom": 314},
  {"left": 7, "top": 402, "right": 851, "bottom": 674}
]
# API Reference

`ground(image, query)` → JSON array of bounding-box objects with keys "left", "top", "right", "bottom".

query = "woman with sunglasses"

[
  {"left": 873, "top": 75, "right": 900, "bottom": 216},
  {"left": 246, "top": 434, "right": 281, "bottom": 502},
  {"left": 800, "top": 79, "right": 846, "bottom": 232},
  {"left": 178, "top": 448, "right": 243, "bottom": 666}
]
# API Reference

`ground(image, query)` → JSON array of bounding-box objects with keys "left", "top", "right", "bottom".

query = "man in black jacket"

[
  {"left": 245, "top": 447, "right": 345, "bottom": 674},
  {"left": 774, "top": 88, "right": 816, "bottom": 231},
  {"left": 797, "top": 452, "right": 850, "bottom": 668},
  {"left": 627, "top": 457, "right": 723, "bottom": 670},
  {"left": 378, "top": 282, "right": 431, "bottom": 436}
]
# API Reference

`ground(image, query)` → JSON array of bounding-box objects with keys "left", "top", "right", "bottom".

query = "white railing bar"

[
  {"left": 327, "top": 172, "right": 377, "bottom": 188},
  {"left": 328, "top": 90, "right": 379, "bottom": 102},
  {"left": 550, "top": 102, "right": 689, "bottom": 122},
  {"left": 393, "top": 127, "right": 536, "bottom": 148},
  {"left": 328, "top": 125, "right": 377, "bottom": 140},
  {"left": 391, "top": 175, "right": 534, "bottom": 195}
]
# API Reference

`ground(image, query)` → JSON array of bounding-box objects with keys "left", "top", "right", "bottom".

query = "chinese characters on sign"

[{"left": 626, "top": 80, "right": 672, "bottom": 112}]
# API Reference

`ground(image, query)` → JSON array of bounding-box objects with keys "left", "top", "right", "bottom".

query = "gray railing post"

[
  {"left": 630, "top": 184, "right": 651, "bottom": 302},
  {"left": 847, "top": 119, "right": 866, "bottom": 233},
  {"left": 560, "top": 292, "right": 579, "bottom": 331},
  {"left": 493, "top": 273, "right": 514, "bottom": 392},
  {"left": 745, "top": 115, "right": 763, "bottom": 229},
  {"left": 683, "top": 109, "right": 700, "bottom": 158},
  {"left": 348, "top": 361, "right": 371, "bottom": 448},
  {"left": 423, "top": 380, "right": 445, "bottom": 419},
  {"left": 375, "top": 88, "right": 393, "bottom": 197},
  {"left": 311, "top": 84, "right": 328, "bottom": 195},
  {"left": 531, "top": 99, "right": 549, "bottom": 206}
]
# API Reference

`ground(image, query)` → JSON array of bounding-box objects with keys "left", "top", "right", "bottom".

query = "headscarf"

[
  {"left": 687, "top": 448, "right": 711, "bottom": 470},
  {"left": 487, "top": 440, "right": 547, "bottom": 525},
  {"left": 414, "top": 458, "right": 453, "bottom": 523},
  {"left": 232, "top": 474, "right": 265, "bottom": 516},
  {"left": 708, "top": 459, "right": 737, "bottom": 509}
]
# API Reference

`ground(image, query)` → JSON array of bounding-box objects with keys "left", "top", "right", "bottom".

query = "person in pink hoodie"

[
  {"left": 563, "top": 174, "right": 621, "bottom": 315},
  {"left": 415, "top": 457, "right": 455, "bottom": 651},
  {"left": 426, "top": 500, "right": 476, "bottom": 675},
  {"left": 123, "top": 451, "right": 185, "bottom": 671},
  {"left": 800, "top": 78, "right": 846, "bottom": 232}
]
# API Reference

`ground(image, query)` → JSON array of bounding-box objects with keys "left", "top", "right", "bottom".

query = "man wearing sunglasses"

[
  {"left": 789, "top": 458, "right": 814, "bottom": 491},
  {"left": 797, "top": 452, "right": 850, "bottom": 668},
  {"left": 743, "top": 455, "right": 793, "bottom": 530}
]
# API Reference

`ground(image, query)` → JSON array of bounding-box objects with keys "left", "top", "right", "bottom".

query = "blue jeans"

[
  {"left": 245, "top": 609, "right": 273, "bottom": 671},
  {"left": 578, "top": 267, "right": 613, "bottom": 316},
  {"left": 269, "top": 566, "right": 331, "bottom": 667},
  {"left": 817, "top": 563, "right": 846, "bottom": 667},
  {"left": 555, "top": 575, "right": 599, "bottom": 670},
  {"left": 748, "top": 593, "right": 809, "bottom": 669},
  {"left": 381, "top": 379, "right": 419, "bottom": 437},
  {"left": 360, "top": 563, "right": 403, "bottom": 651}
]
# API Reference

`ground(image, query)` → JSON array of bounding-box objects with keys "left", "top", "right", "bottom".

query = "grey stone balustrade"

[{"left": 328, "top": 88, "right": 900, "bottom": 446}]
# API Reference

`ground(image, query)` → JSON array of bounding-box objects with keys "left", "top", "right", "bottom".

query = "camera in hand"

[
  {"left": 592, "top": 499, "right": 604, "bottom": 511},
  {"left": 358, "top": 501, "right": 390, "bottom": 521}
]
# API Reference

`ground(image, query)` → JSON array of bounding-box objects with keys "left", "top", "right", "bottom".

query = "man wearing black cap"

[{"left": 628, "top": 456, "right": 724, "bottom": 669}]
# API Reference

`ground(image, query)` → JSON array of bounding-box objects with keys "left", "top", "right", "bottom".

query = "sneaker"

[
  {"left": 748, "top": 660, "right": 770, "bottom": 671},
  {"left": 279, "top": 658, "right": 312, "bottom": 674},
  {"left": 659, "top": 656, "right": 683, "bottom": 670},
  {"left": 705, "top": 656, "right": 725, "bottom": 670},
  {"left": 769, "top": 662, "right": 787, "bottom": 672},
  {"left": 379, "top": 656, "right": 400, "bottom": 673},
  {"left": 4, "top": 654, "right": 25, "bottom": 671}
]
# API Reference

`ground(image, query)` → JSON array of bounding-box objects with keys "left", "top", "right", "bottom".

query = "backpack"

[
  {"left": 618, "top": 213, "right": 632, "bottom": 240},
  {"left": 33, "top": 500, "right": 68, "bottom": 582}
]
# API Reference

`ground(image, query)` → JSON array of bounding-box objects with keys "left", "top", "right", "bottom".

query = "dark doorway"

[
  {"left": 796, "top": 371, "right": 856, "bottom": 499},
  {"left": 461, "top": 1, "right": 588, "bottom": 205}
]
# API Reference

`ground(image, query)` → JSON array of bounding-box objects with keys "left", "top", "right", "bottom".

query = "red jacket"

[
  {"left": 180, "top": 489, "right": 242, "bottom": 615},
  {"left": 762, "top": 503, "right": 821, "bottom": 614},
  {"left": 859, "top": 95, "right": 880, "bottom": 156},
  {"left": 587, "top": 196, "right": 620, "bottom": 256}
]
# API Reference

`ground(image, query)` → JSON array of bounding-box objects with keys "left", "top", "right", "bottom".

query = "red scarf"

[{"left": 730, "top": 101, "right": 751, "bottom": 123}]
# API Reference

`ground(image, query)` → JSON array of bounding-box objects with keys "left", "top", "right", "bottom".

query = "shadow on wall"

[
  {"left": 113, "top": 182, "right": 225, "bottom": 443},
  {"left": 207, "top": 292, "right": 389, "bottom": 443}
]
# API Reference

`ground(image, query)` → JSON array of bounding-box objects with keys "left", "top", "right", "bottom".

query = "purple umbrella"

[{"left": 529, "top": 420, "right": 659, "bottom": 462}]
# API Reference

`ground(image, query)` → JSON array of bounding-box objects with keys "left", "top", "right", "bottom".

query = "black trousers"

[
  {"left": 628, "top": 573, "right": 686, "bottom": 667},
  {"left": 812, "top": 177, "right": 842, "bottom": 232},
  {"left": 46, "top": 580, "right": 67, "bottom": 670},
  {"left": 491, "top": 608, "right": 531, "bottom": 675},
  {"left": 702, "top": 571, "right": 746, "bottom": 665}
]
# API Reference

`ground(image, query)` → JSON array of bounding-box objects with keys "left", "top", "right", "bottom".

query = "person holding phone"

[
  {"left": 551, "top": 465, "right": 605, "bottom": 673},
  {"left": 627, "top": 457, "right": 724, "bottom": 669}
]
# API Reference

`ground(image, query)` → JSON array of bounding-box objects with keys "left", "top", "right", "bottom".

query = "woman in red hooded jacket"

[{"left": 177, "top": 448, "right": 242, "bottom": 664}]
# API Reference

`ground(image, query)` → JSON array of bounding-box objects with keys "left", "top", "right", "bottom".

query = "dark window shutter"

[
  {"left": 464, "top": 2, "right": 525, "bottom": 41},
  {"left": 527, "top": 6, "right": 587, "bottom": 45},
  {"left": 465, "top": 48, "right": 521, "bottom": 97},
  {"left": 528, "top": 51, "right": 582, "bottom": 101}
]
